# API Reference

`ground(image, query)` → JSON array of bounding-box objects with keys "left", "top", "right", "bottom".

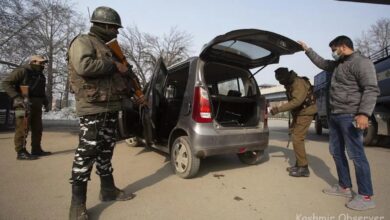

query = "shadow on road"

[
  {"left": 197, "top": 150, "right": 271, "bottom": 178},
  {"left": 50, "top": 148, "right": 76, "bottom": 156},
  {"left": 268, "top": 145, "right": 338, "bottom": 186},
  {"left": 88, "top": 162, "right": 172, "bottom": 219}
]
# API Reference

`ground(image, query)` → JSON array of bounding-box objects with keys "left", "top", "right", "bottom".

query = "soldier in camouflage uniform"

[
  {"left": 2, "top": 55, "right": 51, "bottom": 160},
  {"left": 270, "top": 67, "right": 317, "bottom": 177},
  {"left": 67, "top": 6, "right": 144, "bottom": 220}
]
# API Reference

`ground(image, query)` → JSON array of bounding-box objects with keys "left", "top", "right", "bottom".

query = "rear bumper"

[{"left": 189, "top": 123, "right": 269, "bottom": 158}]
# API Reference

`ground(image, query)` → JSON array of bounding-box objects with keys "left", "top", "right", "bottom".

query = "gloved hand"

[
  {"left": 270, "top": 107, "right": 279, "bottom": 115},
  {"left": 133, "top": 94, "right": 147, "bottom": 106},
  {"left": 13, "top": 97, "right": 25, "bottom": 108}
]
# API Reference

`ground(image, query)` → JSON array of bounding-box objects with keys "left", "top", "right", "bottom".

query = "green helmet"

[{"left": 90, "top": 6, "right": 123, "bottom": 28}]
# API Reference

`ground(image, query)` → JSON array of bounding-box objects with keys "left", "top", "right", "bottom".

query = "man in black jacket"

[{"left": 2, "top": 55, "right": 51, "bottom": 160}]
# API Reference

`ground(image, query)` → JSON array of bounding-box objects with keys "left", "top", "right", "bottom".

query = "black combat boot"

[
  {"left": 289, "top": 165, "right": 310, "bottom": 177},
  {"left": 31, "top": 146, "right": 52, "bottom": 156},
  {"left": 69, "top": 183, "right": 88, "bottom": 220},
  {"left": 99, "top": 175, "right": 135, "bottom": 202},
  {"left": 17, "top": 149, "right": 38, "bottom": 160}
]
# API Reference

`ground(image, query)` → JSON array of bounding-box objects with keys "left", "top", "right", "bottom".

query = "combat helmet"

[{"left": 90, "top": 6, "right": 123, "bottom": 28}]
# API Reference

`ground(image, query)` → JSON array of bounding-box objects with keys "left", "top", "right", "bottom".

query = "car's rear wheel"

[
  {"left": 237, "top": 150, "right": 265, "bottom": 165},
  {"left": 171, "top": 136, "right": 200, "bottom": 179}
]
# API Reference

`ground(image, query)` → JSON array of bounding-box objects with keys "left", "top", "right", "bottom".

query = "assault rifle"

[
  {"left": 19, "top": 85, "right": 30, "bottom": 149},
  {"left": 106, "top": 38, "right": 146, "bottom": 105}
]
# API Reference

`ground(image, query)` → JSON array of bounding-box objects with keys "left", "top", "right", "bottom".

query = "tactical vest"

[
  {"left": 18, "top": 66, "right": 46, "bottom": 98},
  {"left": 286, "top": 76, "right": 316, "bottom": 115},
  {"left": 23, "top": 71, "right": 46, "bottom": 98},
  {"left": 67, "top": 34, "right": 132, "bottom": 103}
]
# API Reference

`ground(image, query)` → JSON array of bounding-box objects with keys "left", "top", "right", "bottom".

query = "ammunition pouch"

[{"left": 15, "top": 108, "right": 26, "bottom": 118}]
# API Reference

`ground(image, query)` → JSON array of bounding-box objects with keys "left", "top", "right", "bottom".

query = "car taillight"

[{"left": 192, "top": 86, "right": 212, "bottom": 123}]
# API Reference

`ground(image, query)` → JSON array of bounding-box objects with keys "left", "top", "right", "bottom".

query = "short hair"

[{"left": 329, "top": 35, "right": 354, "bottom": 50}]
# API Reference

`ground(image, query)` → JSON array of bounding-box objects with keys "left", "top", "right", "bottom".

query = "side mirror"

[{"left": 164, "top": 84, "right": 176, "bottom": 99}]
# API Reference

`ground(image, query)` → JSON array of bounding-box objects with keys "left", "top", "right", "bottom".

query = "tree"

[
  {"left": 27, "top": 0, "right": 85, "bottom": 110},
  {"left": 0, "top": 0, "right": 38, "bottom": 70},
  {"left": 120, "top": 26, "right": 193, "bottom": 87},
  {"left": 355, "top": 18, "right": 390, "bottom": 58},
  {"left": 0, "top": 0, "right": 86, "bottom": 110}
]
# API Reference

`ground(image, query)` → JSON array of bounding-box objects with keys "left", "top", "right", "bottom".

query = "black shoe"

[
  {"left": 286, "top": 165, "right": 298, "bottom": 172},
  {"left": 17, "top": 149, "right": 39, "bottom": 160},
  {"left": 31, "top": 149, "right": 52, "bottom": 156},
  {"left": 99, "top": 175, "right": 135, "bottom": 202},
  {"left": 99, "top": 187, "right": 135, "bottom": 202},
  {"left": 289, "top": 166, "right": 310, "bottom": 177}
]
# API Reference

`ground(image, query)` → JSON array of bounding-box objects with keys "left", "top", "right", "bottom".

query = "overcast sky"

[{"left": 76, "top": 0, "right": 389, "bottom": 85}]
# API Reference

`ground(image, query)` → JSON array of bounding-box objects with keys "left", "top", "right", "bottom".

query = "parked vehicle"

[
  {"left": 119, "top": 29, "right": 303, "bottom": 178},
  {"left": 314, "top": 46, "right": 390, "bottom": 145},
  {"left": 0, "top": 84, "right": 15, "bottom": 130}
]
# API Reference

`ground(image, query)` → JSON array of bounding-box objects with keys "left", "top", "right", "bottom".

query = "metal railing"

[{"left": 369, "top": 45, "right": 390, "bottom": 63}]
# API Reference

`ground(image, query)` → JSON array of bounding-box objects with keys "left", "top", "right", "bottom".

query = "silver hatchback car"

[{"left": 120, "top": 29, "right": 302, "bottom": 178}]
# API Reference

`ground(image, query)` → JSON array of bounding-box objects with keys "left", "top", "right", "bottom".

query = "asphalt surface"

[{"left": 0, "top": 120, "right": 389, "bottom": 220}]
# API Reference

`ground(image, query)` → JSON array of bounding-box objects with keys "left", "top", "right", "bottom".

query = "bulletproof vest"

[
  {"left": 22, "top": 69, "right": 46, "bottom": 98},
  {"left": 67, "top": 34, "right": 132, "bottom": 103},
  {"left": 286, "top": 76, "right": 316, "bottom": 113}
]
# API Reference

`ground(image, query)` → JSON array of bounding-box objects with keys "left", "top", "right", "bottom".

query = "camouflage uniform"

[
  {"left": 68, "top": 7, "right": 135, "bottom": 220},
  {"left": 68, "top": 31, "right": 133, "bottom": 184},
  {"left": 70, "top": 112, "right": 117, "bottom": 184}
]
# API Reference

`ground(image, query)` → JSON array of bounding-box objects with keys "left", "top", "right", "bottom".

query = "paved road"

[{"left": 0, "top": 120, "right": 389, "bottom": 220}]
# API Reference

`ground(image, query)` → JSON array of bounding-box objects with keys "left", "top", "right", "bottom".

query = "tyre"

[
  {"left": 237, "top": 150, "right": 265, "bottom": 165},
  {"left": 125, "top": 137, "right": 138, "bottom": 147},
  {"left": 363, "top": 123, "right": 377, "bottom": 146},
  {"left": 170, "top": 136, "right": 200, "bottom": 179},
  {"left": 315, "top": 115, "right": 322, "bottom": 135}
]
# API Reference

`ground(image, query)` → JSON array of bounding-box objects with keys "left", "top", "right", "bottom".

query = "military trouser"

[
  {"left": 70, "top": 112, "right": 118, "bottom": 185},
  {"left": 290, "top": 115, "right": 314, "bottom": 167},
  {"left": 14, "top": 97, "right": 44, "bottom": 153}
]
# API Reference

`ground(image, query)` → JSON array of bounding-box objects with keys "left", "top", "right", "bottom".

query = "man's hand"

[
  {"left": 133, "top": 94, "right": 147, "bottom": 106},
  {"left": 43, "top": 99, "right": 49, "bottom": 112},
  {"left": 270, "top": 107, "right": 279, "bottom": 116},
  {"left": 354, "top": 114, "right": 369, "bottom": 130},
  {"left": 115, "top": 62, "right": 129, "bottom": 74},
  {"left": 13, "top": 97, "right": 25, "bottom": 108},
  {"left": 297, "top": 41, "right": 309, "bottom": 51}
]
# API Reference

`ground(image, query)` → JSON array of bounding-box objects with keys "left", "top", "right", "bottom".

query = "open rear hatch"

[
  {"left": 199, "top": 29, "right": 302, "bottom": 127},
  {"left": 200, "top": 29, "right": 302, "bottom": 69}
]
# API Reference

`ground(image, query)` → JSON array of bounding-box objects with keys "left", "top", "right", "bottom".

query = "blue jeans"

[{"left": 328, "top": 114, "right": 373, "bottom": 196}]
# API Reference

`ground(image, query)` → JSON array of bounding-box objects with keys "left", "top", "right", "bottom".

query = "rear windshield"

[
  {"left": 204, "top": 62, "right": 258, "bottom": 97},
  {"left": 212, "top": 40, "right": 271, "bottom": 60}
]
